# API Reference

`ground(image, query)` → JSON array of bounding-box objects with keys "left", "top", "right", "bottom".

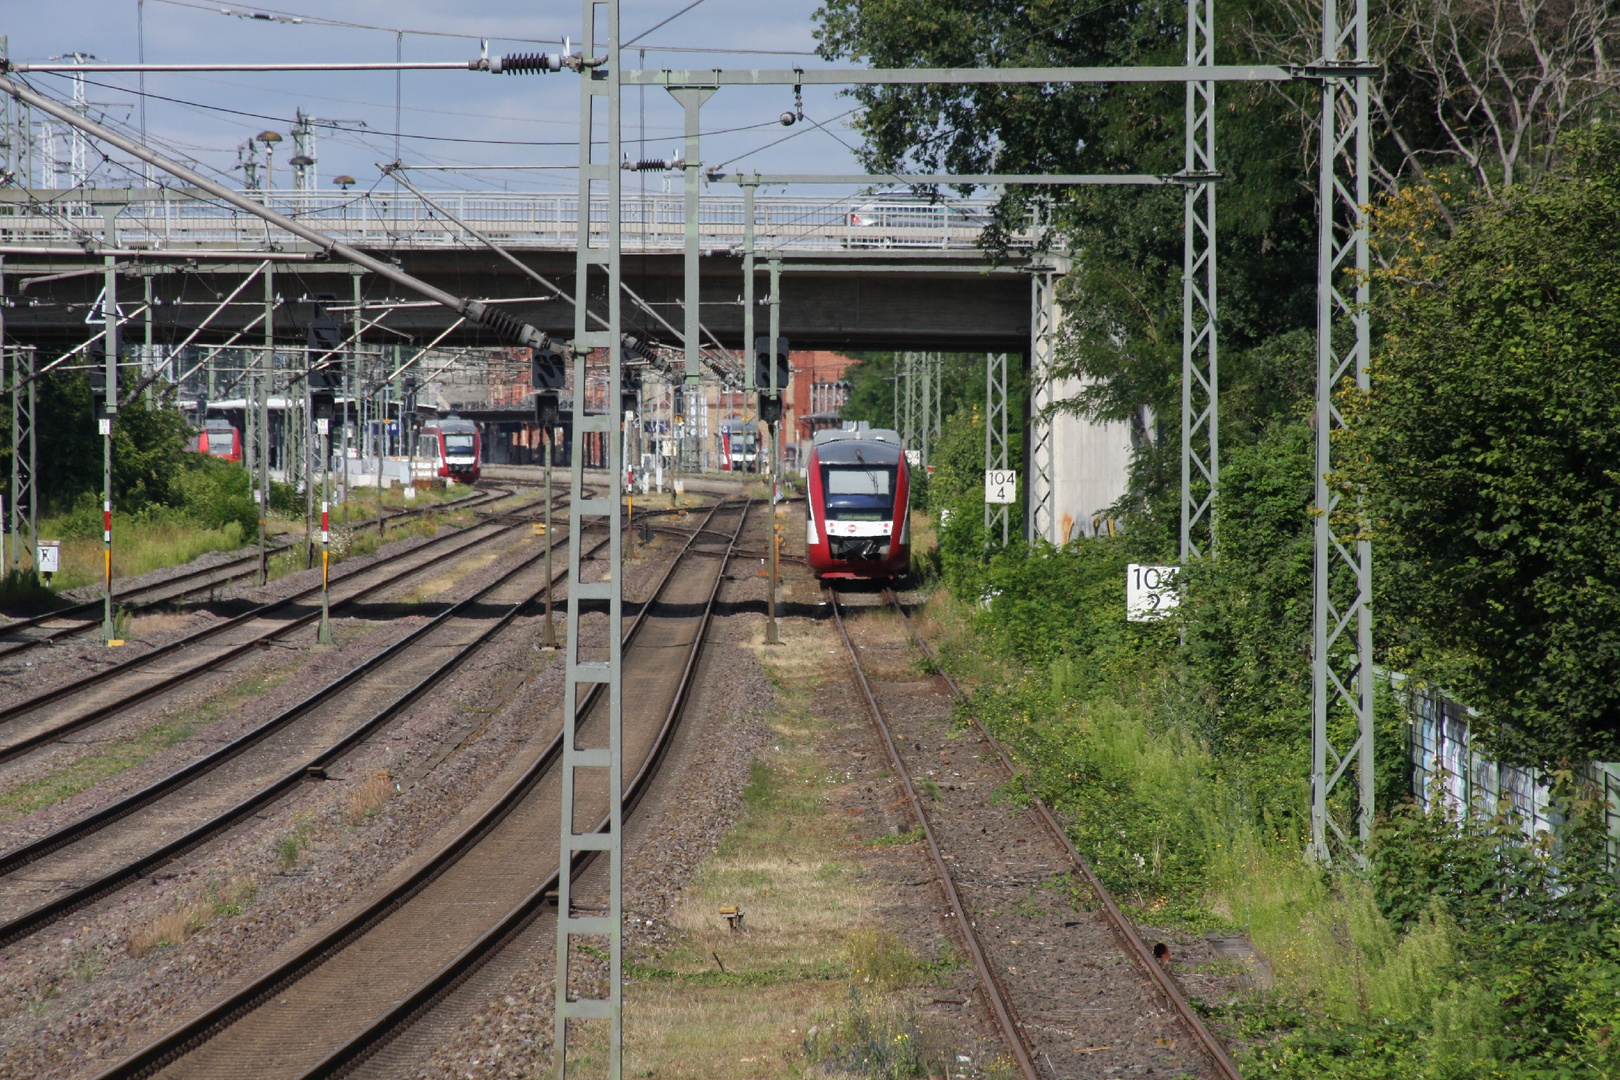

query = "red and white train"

[
  {"left": 415, "top": 416, "right": 482, "bottom": 483},
  {"left": 188, "top": 419, "right": 242, "bottom": 464},
  {"left": 805, "top": 427, "right": 910, "bottom": 580}
]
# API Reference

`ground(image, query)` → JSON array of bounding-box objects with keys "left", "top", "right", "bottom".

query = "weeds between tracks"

[{"left": 621, "top": 618, "right": 968, "bottom": 1079}]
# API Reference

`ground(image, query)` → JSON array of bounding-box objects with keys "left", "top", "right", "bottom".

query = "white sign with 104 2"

[
  {"left": 1126, "top": 563, "right": 1180, "bottom": 622},
  {"left": 984, "top": 470, "right": 1017, "bottom": 504}
]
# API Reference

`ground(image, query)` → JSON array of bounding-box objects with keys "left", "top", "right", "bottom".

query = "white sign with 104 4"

[
  {"left": 984, "top": 470, "right": 1017, "bottom": 504},
  {"left": 1126, "top": 563, "right": 1180, "bottom": 622}
]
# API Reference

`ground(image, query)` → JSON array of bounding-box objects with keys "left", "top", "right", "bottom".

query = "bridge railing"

[{"left": 0, "top": 190, "right": 1012, "bottom": 252}]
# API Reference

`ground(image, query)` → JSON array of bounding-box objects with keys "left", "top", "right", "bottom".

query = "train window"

[
  {"left": 444, "top": 433, "right": 476, "bottom": 455},
  {"left": 825, "top": 467, "right": 892, "bottom": 496},
  {"left": 418, "top": 435, "right": 436, "bottom": 458}
]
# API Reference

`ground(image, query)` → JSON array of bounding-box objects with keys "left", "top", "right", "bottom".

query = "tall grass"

[
  {"left": 918, "top": 587, "right": 1503, "bottom": 1067},
  {"left": 19, "top": 515, "right": 248, "bottom": 593}
]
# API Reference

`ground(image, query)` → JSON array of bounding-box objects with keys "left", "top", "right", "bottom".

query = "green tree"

[
  {"left": 1344, "top": 129, "right": 1620, "bottom": 765},
  {"left": 816, "top": 0, "right": 1324, "bottom": 517}
]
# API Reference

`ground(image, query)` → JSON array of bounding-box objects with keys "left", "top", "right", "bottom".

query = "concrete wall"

[{"left": 1049, "top": 375, "right": 1136, "bottom": 539}]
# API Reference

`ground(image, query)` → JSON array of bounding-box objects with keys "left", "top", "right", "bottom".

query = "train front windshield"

[
  {"left": 444, "top": 433, "right": 476, "bottom": 457},
  {"left": 822, "top": 465, "right": 896, "bottom": 519}
]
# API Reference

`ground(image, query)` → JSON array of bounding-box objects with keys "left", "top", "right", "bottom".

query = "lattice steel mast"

[
  {"left": 554, "top": 1, "right": 624, "bottom": 1074},
  {"left": 1180, "top": 0, "right": 1219, "bottom": 563},
  {"left": 984, "top": 352, "right": 1010, "bottom": 546},
  {"left": 1310, "top": 0, "right": 1375, "bottom": 863}
]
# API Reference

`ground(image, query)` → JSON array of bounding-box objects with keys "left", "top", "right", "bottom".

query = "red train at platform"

[
  {"left": 416, "top": 416, "right": 482, "bottom": 483},
  {"left": 805, "top": 427, "right": 910, "bottom": 580}
]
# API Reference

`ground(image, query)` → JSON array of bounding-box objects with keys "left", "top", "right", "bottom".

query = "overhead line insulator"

[{"left": 491, "top": 53, "right": 562, "bottom": 75}]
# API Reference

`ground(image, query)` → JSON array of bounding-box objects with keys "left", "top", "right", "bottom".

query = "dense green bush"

[
  {"left": 176, "top": 455, "right": 258, "bottom": 535},
  {"left": 1345, "top": 129, "right": 1620, "bottom": 766}
]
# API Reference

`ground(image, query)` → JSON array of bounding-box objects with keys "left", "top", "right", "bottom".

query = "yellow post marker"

[{"left": 104, "top": 550, "right": 124, "bottom": 645}]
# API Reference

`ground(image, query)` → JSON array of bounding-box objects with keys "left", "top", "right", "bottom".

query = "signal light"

[
  {"left": 531, "top": 341, "right": 567, "bottom": 391},
  {"left": 307, "top": 296, "right": 342, "bottom": 422},
  {"left": 755, "top": 337, "right": 789, "bottom": 424},
  {"left": 534, "top": 390, "right": 560, "bottom": 431},
  {"left": 754, "top": 336, "right": 789, "bottom": 395},
  {"left": 87, "top": 344, "right": 112, "bottom": 419}
]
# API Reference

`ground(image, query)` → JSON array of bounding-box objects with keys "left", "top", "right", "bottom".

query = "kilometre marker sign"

[{"left": 985, "top": 470, "right": 1017, "bottom": 504}]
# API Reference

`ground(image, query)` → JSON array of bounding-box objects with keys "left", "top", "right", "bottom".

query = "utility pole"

[
  {"left": 259, "top": 266, "right": 272, "bottom": 584},
  {"left": 317, "top": 413, "right": 332, "bottom": 643},
  {"left": 541, "top": 419, "right": 556, "bottom": 647},
  {"left": 303, "top": 357, "right": 315, "bottom": 567},
  {"left": 742, "top": 178, "right": 756, "bottom": 472},
  {"left": 99, "top": 210, "right": 118, "bottom": 642},
  {"left": 376, "top": 346, "right": 393, "bottom": 537},
  {"left": 766, "top": 256, "right": 782, "bottom": 647},
  {"left": 919, "top": 352, "right": 932, "bottom": 466},
  {"left": 345, "top": 271, "right": 360, "bottom": 527}
]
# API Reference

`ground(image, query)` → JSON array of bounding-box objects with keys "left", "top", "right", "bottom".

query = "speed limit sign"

[{"left": 984, "top": 469, "right": 1017, "bottom": 504}]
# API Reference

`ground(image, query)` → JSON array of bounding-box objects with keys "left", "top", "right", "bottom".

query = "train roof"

[
  {"left": 423, "top": 416, "right": 478, "bottom": 432},
  {"left": 814, "top": 426, "right": 901, "bottom": 447},
  {"left": 815, "top": 438, "right": 904, "bottom": 466}
]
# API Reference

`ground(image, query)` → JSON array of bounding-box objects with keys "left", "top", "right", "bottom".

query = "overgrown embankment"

[{"left": 918, "top": 539, "right": 1620, "bottom": 1078}]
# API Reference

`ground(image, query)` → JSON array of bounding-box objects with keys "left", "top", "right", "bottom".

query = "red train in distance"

[
  {"left": 189, "top": 419, "right": 242, "bottom": 464},
  {"left": 416, "top": 416, "right": 482, "bottom": 483},
  {"left": 805, "top": 427, "right": 910, "bottom": 581}
]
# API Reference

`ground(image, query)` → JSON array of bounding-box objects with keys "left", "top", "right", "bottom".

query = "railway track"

[
  {"left": 0, "top": 485, "right": 510, "bottom": 660},
  {"left": 89, "top": 498, "right": 750, "bottom": 1080},
  {"left": 825, "top": 587, "right": 1243, "bottom": 1080},
  {"left": 0, "top": 491, "right": 557, "bottom": 767},
  {"left": 0, "top": 515, "right": 611, "bottom": 947}
]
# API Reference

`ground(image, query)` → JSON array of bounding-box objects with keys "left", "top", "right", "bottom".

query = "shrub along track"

[
  {"left": 86, "top": 498, "right": 750, "bottom": 1080},
  {"left": 824, "top": 587, "right": 1243, "bottom": 1080},
  {"left": 0, "top": 506, "right": 616, "bottom": 949},
  {"left": 0, "top": 489, "right": 566, "bottom": 767},
  {"left": 0, "top": 485, "right": 511, "bottom": 660}
]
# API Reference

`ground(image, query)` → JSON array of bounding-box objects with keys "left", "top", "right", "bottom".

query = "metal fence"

[
  {"left": 1403, "top": 682, "right": 1620, "bottom": 867},
  {"left": 0, "top": 189, "right": 1009, "bottom": 253}
]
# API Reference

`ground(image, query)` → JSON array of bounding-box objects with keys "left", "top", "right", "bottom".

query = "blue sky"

[{"left": 1, "top": 1, "right": 871, "bottom": 195}]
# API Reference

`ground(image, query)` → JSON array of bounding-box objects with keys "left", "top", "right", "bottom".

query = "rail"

[
  {"left": 91, "top": 499, "right": 749, "bottom": 1079},
  {"left": 879, "top": 588, "right": 1244, "bottom": 1080},
  {"left": 0, "top": 485, "right": 504, "bottom": 659},
  {"left": 0, "top": 518, "right": 608, "bottom": 948},
  {"left": 0, "top": 189, "right": 1014, "bottom": 253},
  {"left": 0, "top": 491, "right": 557, "bottom": 763}
]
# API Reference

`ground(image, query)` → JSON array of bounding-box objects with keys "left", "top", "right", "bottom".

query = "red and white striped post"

[{"left": 317, "top": 416, "right": 333, "bottom": 644}]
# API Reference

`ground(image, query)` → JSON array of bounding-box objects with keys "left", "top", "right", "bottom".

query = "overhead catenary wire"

[
  {"left": 0, "top": 73, "right": 562, "bottom": 358},
  {"left": 36, "top": 72, "right": 796, "bottom": 154},
  {"left": 623, "top": 0, "right": 711, "bottom": 48}
]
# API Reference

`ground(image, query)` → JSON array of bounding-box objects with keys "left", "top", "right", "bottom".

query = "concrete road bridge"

[
  {"left": 0, "top": 187, "right": 1044, "bottom": 355},
  {"left": 0, "top": 185, "right": 1128, "bottom": 543}
]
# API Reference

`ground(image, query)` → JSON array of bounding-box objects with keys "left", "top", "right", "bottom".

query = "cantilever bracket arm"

[
  {"left": 706, "top": 170, "right": 1171, "bottom": 186},
  {"left": 1289, "top": 61, "right": 1382, "bottom": 80},
  {"left": 624, "top": 65, "right": 1294, "bottom": 86}
]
